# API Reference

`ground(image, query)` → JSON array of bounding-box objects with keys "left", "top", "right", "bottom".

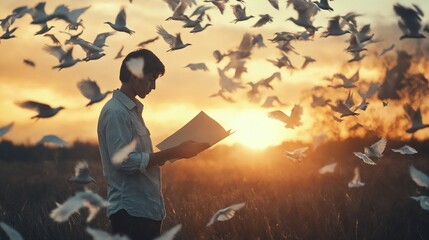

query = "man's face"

[{"left": 134, "top": 72, "right": 158, "bottom": 99}]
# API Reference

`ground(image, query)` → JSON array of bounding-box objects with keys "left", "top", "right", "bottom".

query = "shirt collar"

[{"left": 113, "top": 89, "right": 144, "bottom": 113}]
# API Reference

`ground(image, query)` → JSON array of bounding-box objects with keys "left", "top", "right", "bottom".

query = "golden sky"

[{"left": 1, "top": 0, "right": 428, "bottom": 150}]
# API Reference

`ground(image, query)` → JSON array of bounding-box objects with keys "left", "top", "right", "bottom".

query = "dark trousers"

[{"left": 109, "top": 209, "right": 162, "bottom": 240}]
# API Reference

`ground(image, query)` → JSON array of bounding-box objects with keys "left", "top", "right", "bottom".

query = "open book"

[{"left": 156, "top": 111, "right": 233, "bottom": 160}]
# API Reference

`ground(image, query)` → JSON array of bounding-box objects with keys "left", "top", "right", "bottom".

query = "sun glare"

[{"left": 226, "top": 109, "right": 287, "bottom": 150}]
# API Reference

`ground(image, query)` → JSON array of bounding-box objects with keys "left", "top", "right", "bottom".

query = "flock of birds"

[{"left": 1, "top": 0, "right": 429, "bottom": 239}]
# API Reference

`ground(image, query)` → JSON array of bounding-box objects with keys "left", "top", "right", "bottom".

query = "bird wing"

[
  {"left": 77, "top": 79, "right": 101, "bottom": 99},
  {"left": 93, "top": 32, "right": 114, "bottom": 48},
  {"left": 156, "top": 25, "right": 176, "bottom": 47},
  {"left": 43, "top": 45, "right": 66, "bottom": 62},
  {"left": 111, "top": 139, "right": 137, "bottom": 165},
  {"left": 115, "top": 7, "right": 127, "bottom": 26},
  {"left": 18, "top": 100, "right": 51, "bottom": 112},
  {"left": 368, "top": 138, "right": 387, "bottom": 157},
  {"left": 353, "top": 152, "right": 376, "bottom": 165},
  {"left": 268, "top": 110, "right": 289, "bottom": 124}
]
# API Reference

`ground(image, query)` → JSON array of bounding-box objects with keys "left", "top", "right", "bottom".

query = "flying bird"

[
  {"left": 114, "top": 45, "right": 125, "bottom": 59},
  {"left": 410, "top": 196, "right": 429, "bottom": 211},
  {"left": 394, "top": 3, "right": 426, "bottom": 40},
  {"left": 68, "top": 160, "right": 96, "bottom": 184},
  {"left": 16, "top": 100, "right": 64, "bottom": 119},
  {"left": 348, "top": 167, "right": 365, "bottom": 188},
  {"left": 137, "top": 36, "right": 159, "bottom": 47},
  {"left": 49, "top": 189, "right": 109, "bottom": 223},
  {"left": 77, "top": 79, "right": 112, "bottom": 106},
  {"left": 156, "top": 25, "right": 191, "bottom": 51},
  {"left": 207, "top": 202, "right": 245, "bottom": 226},
  {"left": 313, "top": 0, "right": 333, "bottom": 11},
  {"left": 37, "top": 134, "right": 69, "bottom": 147},
  {"left": 391, "top": 145, "right": 418, "bottom": 155},
  {"left": 184, "top": 63, "right": 209, "bottom": 71},
  {"left": 353, "top": 138, "right": 387, "bottom": 165},
  {"left": 285, "top": 146, "right": 308, "bottom": 162},
  {"left": 105, "top": 7, "right": 134, "bottom": 34},
  {"left": 319, "top": 162, "right": 337, "bottom": 174},
  {"left": 231, "top": 4, "right": 254, "bottom": 23},
  {"left": 268, "top": 104, "right": 303, "bottom": 128},
  {"left": 409, "top": 165, "right": 429, "bottom": 188},
  {"left": 378, "top": 44, "right": 395, "bottom": 56},
  {"left": 23, "top": 59, "right": 35, "bottom": 67},
  {"left": 403, "top": 103, "right": 429, "bottom": 133},
  {"left": 252, "top": 14, "right": 273, "bottom": 28},
  {"left": 43, "top": 45, "right": 81, "bottom": 70}
]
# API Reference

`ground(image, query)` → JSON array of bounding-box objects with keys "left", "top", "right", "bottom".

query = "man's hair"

[{"left": 119, "top": 49, "right": 165, "bottom": 83}]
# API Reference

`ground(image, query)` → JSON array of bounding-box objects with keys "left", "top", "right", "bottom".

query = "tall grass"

[{"left": 0, "top": 138, "right": 428, "bottom": 240}]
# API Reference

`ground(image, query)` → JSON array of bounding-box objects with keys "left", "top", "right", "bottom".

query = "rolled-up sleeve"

[{"left": 105, "top": 110, "right": 149, "bottom": 174}]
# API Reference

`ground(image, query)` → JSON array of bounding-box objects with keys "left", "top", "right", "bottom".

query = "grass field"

[{"left": 0, "top": 138, "right": 428, "bottom": 240}]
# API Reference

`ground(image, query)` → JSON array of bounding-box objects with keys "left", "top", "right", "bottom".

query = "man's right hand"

[{"left": 174, "top": 140, "right": 210, "bottom": 159}]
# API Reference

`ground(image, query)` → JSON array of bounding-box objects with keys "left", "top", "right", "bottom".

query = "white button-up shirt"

[{"left": 97, "top": 90, "right": 165, "bottom": 220}]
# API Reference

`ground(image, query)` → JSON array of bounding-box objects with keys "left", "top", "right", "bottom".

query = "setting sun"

[{"left": 225, "top": 109, "right": 288, "bottom": 150}]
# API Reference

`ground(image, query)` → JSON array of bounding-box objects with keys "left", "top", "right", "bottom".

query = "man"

[{"left": 97, "top": 49, "right": 209, "bottom": 240}]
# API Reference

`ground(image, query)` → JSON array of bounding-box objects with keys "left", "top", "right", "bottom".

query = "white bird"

[
  {"left": 409, "top": 165, "right": 429, "bottom": 188},
  {"left": 209, "top": 89, "right": 235, "bottom": 103},
  {"left": 50, "top": 189, "right": 109, "bottom": 223},
  {"left": 184, "top": 63, "right": 209, "bottom": 71},
  {"left": 43, "top": 45, "right": 81, "bottom": 70},
  {"left": 153, "top": 224, "right": 182, "bottom": 240},
  {"left": 77, "top": 79, "right": 112, "bottom": 107},
  {"left": 268, "top": 104, "right": 303, "bottom": 129},
  {"left": 0, "top": 222, "right": 24, "bottom": 240},
  {"left": 353, "top": 138, "right": 387, "bottom": 165},
  {"left": 125, "top": 57, "right": 145, "bottom": 80},
  {"left": 86, "top": 227, "right": 130, "bottom": 240},
  {"left": 391, "top": 145, "right": 418, "bottom": 155},
  {"left": 403, "top": 103, "right": 429, "bottom": 133},
  {"left": 111, "top": 139, "right": 137, "bottom": 165},
  {"left": 348, "top": 167, "right": 365, "bottom": 188},
  {"left": 284, "top": 146, "right": 308, "bottom": 162},
  {"left": 410, "top": 196, "right": 429, "bottom": 210},
  {"left": 105, "top": 7, "right": 134, "bottom": 34},
  {"left": 37, "top": 134, "right": 69, "bottom": 147},
  {"left": 68, "top": 160, "right": 96, "bottom": 184},
  {"left": 16, "top": 100, "right": 64, "bottom": 119},
  {"left": 207, "top": 202, "right": 245, "bottom": 227},
  {"left": 319, "top": 162, "right": 337, "bottom": 174},
  {"left": 156, "top": 25, "right": 192, "bottom": 51},
  {"left": 0, "top": 122, "right": 14, "bottom": 137}
]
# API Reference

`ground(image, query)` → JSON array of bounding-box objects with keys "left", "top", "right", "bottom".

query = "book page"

[{"left": 156, "top": 111, "right": 232, "bottom": 155}]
